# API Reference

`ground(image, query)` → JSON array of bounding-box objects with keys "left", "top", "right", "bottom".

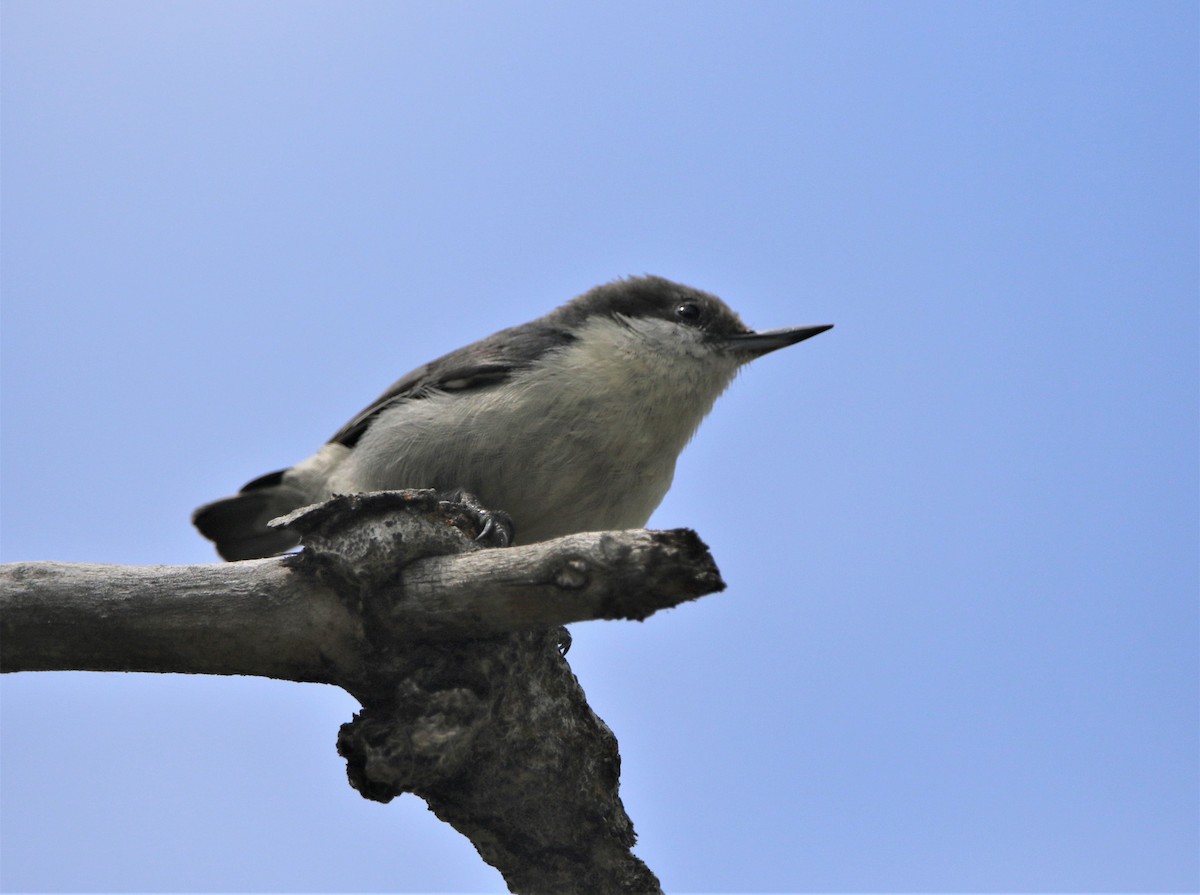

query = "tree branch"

[
  {"left": 0, "top": 490, "right": 727, "bottom": 893},
  {"left": 0, "top": 557, "right": 365, "bottom": 681}
]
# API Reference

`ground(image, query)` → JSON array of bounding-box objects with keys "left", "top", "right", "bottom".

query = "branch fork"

[{"left": 1, "top": 490, "right": 727, "bottom": 894}]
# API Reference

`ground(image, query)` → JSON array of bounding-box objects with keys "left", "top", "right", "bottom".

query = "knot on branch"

[
  {"left": 338, "top": 684, "right": 488, "bottom": 802},
  {"left": 337, "top": 638, "right": 496, "bottom": 801},
  {"left": 273, "top": 490, "right": 487, "bottom": 593}
]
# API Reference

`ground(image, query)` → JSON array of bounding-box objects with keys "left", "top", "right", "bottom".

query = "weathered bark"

[
  {"left": 0, "top": 490, "right": 727, "bottom": 894},
  {"left": 0, "top": 558, "right": 365, "bottom": 682},
  {"left": 337, "top": 630, "right": 663, "bottom": 894}
]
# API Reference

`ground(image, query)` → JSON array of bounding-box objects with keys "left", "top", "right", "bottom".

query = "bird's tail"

[{"left": 192, "top": 470, "right": 311, "bottom": 561}]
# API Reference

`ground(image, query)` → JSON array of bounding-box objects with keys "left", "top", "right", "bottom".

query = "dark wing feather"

[{"left": 329, "top": 320, "right": 575, "bottom": 448}]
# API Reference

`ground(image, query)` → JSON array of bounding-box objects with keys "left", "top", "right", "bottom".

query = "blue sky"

[{"left": 1, "top": 2, "right": 1196, "bottom": 893}]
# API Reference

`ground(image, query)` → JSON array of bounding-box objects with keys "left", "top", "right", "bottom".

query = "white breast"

[{"left": 329, "top": 315, "right": 742, "bottom": 543}]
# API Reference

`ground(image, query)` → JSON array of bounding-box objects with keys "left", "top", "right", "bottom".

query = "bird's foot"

[{"left": 440, "top": 489, "right": 515, "bottom": 548}]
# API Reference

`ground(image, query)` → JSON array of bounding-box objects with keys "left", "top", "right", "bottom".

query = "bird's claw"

[
  {"left": 475, "top": 509, "right": 515, "bottom": 548},
  {"left": 441, "top": 489, "right": 515, "bottom": 548}
]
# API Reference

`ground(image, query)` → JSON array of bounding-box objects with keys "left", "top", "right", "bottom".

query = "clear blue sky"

[{"left": 2, "top": 2, "right": 1196, "bottom": 893}]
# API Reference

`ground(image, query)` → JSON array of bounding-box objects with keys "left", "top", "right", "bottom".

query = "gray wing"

[{"left": 329, "top": 320, "right": 575, "bottom": 448}]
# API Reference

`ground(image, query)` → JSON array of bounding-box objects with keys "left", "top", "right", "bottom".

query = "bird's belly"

[{"left": 335, "top": 398, "right": 679, "bottom": 544}]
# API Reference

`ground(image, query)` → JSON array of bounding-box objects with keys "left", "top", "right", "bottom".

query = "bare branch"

[
  {"left": 1, "top": 492, "right": 723, "bottom": 687},
  {"left": 0, "top": 558, "right": 364, "bottom": 683},
  {"left": 0, "top": 490, "right": 724, "bottom": 893}
]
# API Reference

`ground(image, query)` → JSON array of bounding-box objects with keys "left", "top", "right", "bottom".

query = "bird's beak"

[{"left": 721, "top": 324, "right": 833, "bottom": 358}]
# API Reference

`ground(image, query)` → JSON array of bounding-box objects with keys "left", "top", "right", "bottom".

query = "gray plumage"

[{"left": 193, "top": 275, "right": 831, "bottom": 560}]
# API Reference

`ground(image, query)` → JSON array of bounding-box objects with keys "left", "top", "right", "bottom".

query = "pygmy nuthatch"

[{"left": 193, "top": 275, "right": 832, "bottom": 560}]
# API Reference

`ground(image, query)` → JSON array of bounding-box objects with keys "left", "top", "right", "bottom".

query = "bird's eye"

[{"left": 675, "top": 301, "right": 702, "bottom": 323}]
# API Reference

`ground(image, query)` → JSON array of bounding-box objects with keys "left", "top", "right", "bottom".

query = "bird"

[{"left": 193, "top": 275, "right": 832, "bottom": 560}]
